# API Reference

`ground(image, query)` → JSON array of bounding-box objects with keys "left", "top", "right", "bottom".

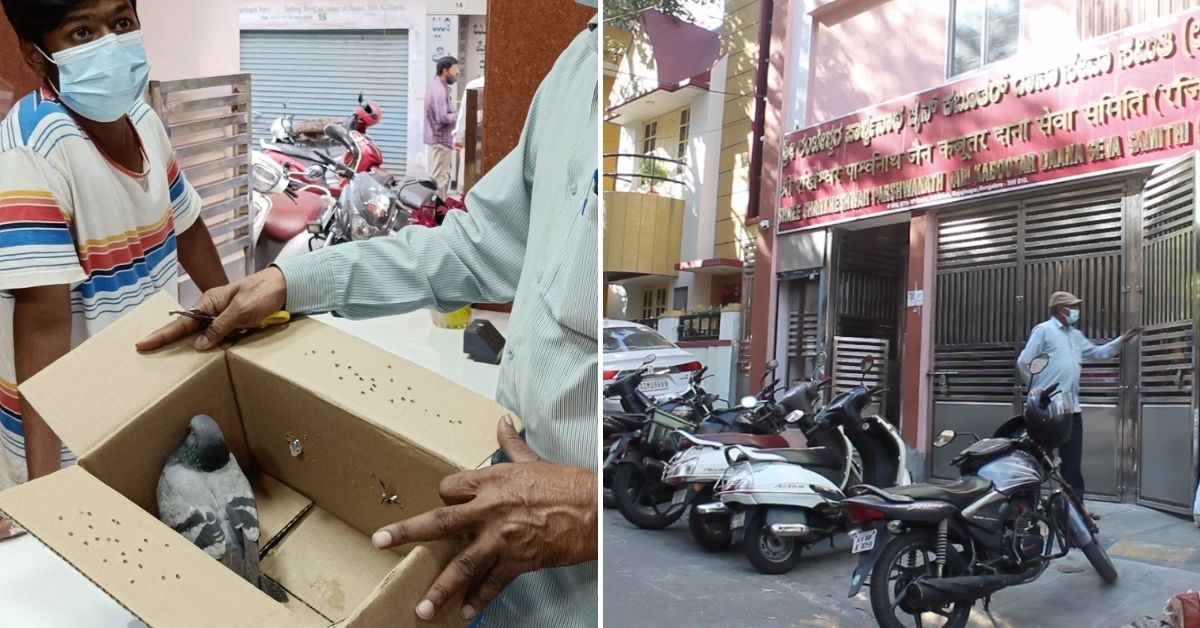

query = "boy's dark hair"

[
  {"left": 435, "top": 56, "right": 459, "bottom": 76},
  {"left": 1, "top": 0, "right": 137, "bottom": 45}
]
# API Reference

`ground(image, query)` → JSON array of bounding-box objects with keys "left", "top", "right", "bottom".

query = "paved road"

[{"left": 603, "top": 501, "right": 1200, "bottom": 627}]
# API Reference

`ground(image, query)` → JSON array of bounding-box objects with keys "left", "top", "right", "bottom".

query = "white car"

[{"left": 603, "top": 320, "right": 702, "bottom": 414}]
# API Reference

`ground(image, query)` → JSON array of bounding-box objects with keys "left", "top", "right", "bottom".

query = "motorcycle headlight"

[{"left": 349, "top": 211, "right": 378, "bottom": 240}]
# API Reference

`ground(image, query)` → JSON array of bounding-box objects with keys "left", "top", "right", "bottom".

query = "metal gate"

[
  {"left": 930, "top": 180, "right": 1129, "bottom": 496},
  {"left": 240, "top": 30, "right": 410, "bottom": 172},
  {"left": 1134, "top": 153, "right": 1198, "bottom": 514}
]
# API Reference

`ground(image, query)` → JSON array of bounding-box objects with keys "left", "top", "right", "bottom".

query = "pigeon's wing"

[
  {"left": 211, "top": 455, "right": 271, "bottom": 593},
  {"left": 157, "top": 460, "right": 226, "bottom": 560}
]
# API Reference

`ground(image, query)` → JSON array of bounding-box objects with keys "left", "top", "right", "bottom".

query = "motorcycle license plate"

[
  {"left": 639, "top": 377, "right": 670, "bottom": 392},
  {"left": 730, "top": 511, "right": 746, "bottom": 530},
  {"left": 851, "top": 528, "right": 877, "bottom": 554},
  {"left": 671, "top": 489, "right": 687, "bottom": 506}
]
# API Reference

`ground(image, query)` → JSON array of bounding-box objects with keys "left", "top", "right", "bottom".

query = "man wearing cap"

[{"left": 1017, "top": 291, "right": 1141, "bottom": 499}]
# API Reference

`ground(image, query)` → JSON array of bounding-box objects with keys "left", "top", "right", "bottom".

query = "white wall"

[
  {"left": 142, "top": 0, "right": 240, "bottom": 82},
  {"left": 463, "top": 15, "right": 487, "bottom": 88},
  {"left": 783, "top": 1, "right": 814, "bottom": 133},
  {"left": 427, "top": 15, "right": 460, "bottom": 102}
]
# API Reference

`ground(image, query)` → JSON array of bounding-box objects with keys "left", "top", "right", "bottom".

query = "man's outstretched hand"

[
  {"left": 135, "top": 268, "right": 288, "bottom": 352},
  {"left": 372, "top": 416, "right": 597, "bottom": 622}
]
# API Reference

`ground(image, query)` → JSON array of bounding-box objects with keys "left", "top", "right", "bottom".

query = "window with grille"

[
  {"left": 642, "top": 121, "right": 658, "bottom": 154},
  {"left": 677, "top": 109, "right": 690, "bottom": 162},
  {"left": 1078, "top": 0, "right": 1199, "bottom": 39},
  {"left": 640, "top": 287, "right": 668, "bottom": 320},
  {"left": 949, "top": 0, "right": 1021, "bottom": 76}
]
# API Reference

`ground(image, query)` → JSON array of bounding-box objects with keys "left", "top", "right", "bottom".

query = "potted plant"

[{"left": 637, "top": 157, "right": 672, "bottom": 194}]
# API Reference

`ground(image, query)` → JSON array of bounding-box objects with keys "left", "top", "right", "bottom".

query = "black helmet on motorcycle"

[{"left": 1024, "top": 388, "right": 1073, "bottom": 448}]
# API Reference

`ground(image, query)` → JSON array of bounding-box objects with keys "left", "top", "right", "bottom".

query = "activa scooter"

[
  {"left": 662, "top": 376, "right": 829, "bottom": 551},
  {"left": 712, "top": 356, "right": 912, "bottom": 574}
]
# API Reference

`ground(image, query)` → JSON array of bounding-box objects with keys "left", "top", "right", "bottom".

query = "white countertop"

[{"left": 0, "top": 308, "right": 507, "bottom": 627}]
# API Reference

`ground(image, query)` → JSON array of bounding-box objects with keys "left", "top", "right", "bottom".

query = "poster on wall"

[
  {"left": 778, "top": 8, "right": 1200, "bottom": 232},
  {"left": 239, "top": 0, "right": 486, "bottom": 29}
]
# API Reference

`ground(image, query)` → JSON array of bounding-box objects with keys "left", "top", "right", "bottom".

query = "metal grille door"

[
  {"left": 1136, "top": 153, "right": 1198, "bottom": 514},
  {"left": 931, "top": 182, "right": 1129, "bottom": 491},
  {"left": 240, "top": 30, "right": 410, "bottom": 172}
]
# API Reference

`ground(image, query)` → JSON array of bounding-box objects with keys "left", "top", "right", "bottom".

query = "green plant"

[
  {"left": 607, "top": 0, "right": 722, "bottom": 31},
  {"left": 637, "top": 157, "right": 672, "bottom": 191},
  {"left": 690, "top": 304, "right": 716, "bottom": 314}
]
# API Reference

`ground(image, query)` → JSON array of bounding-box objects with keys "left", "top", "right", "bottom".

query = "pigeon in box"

[{"left": 157, "top": 415, "right": 287, "bottom": 602}]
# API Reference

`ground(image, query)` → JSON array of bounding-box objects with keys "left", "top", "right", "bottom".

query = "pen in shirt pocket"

[{"left": 580, "top": 169, "right": 598, "bottom": 215}]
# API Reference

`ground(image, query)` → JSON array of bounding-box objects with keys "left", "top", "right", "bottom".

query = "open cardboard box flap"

[{"left": 4, "top": 293, "right": 517, "bottom": 627}]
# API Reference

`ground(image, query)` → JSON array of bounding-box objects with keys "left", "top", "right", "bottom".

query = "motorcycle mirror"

[
  {"left": 418, "top": 176, "right": 438, "bottom": 191},
  {"left": 861, "top": 355, "right": 875, "bottom": 374},
  {"left": 642, "top": 354, "right": 656, "bottom": 366},
  {"left": 358, "top": 92, "right": 365, "bottom": 104},
  {"left": 933, "top": 429, "right": 957, "bottom": 448},
  {"left": 785, "top": 410, "right": 804, "bottom": 423},
  {"left": 815, "top": 351, "right": 827, "bottom": 364},
  {"left": 1029, "top": 354, "right": 1050, "bottom": 375},
  {"left": 739, "top": 395, "right": 757, "bottom": 409},
  {"left": 765, "top": 359, "right": 779, "bottom": 371}
]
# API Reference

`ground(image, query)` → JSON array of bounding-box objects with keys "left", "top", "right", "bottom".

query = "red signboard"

[{"left": 778, "top": 9, "right": 1200, "bottom": 232}]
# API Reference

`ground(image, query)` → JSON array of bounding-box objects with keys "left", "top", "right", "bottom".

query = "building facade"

[{"left": 754, "top": 0, "right": 1200, "bottom": 513}]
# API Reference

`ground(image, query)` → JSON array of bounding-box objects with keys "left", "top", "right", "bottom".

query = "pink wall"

[
  {"left": 805, "top": 0, "right": 1078, "bottom": 125},
  {"left": 139, "top": 0, "right": 241, "bottom": 82}
]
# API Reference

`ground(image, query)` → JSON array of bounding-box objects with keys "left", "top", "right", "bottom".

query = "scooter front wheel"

[{"left": 743, "top": 508, "right": 800, "bottom": 574}]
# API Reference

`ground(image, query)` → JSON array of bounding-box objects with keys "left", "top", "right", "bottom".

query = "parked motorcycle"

[
  {"left": 663, "top": 374, "right": 828, "bottom": 551},
  {"left": 840, "top": 353, "right": 1115, "bottom": 628},
  {"left": 603, "top": 355, "right": 717, "bottom": 509},
  {"left": 712, "top": 356, "right": 912, "bottom": 574},
  {"left": 611, "top": 361, "right": 786, "bottom": 531},
  {"left": 258, "top": 95, "right": 387, "bottom": 197}
]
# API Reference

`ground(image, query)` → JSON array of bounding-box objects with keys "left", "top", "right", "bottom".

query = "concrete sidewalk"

[{"left": 603, "top": 500, "right": 1199, "bottom": 627}]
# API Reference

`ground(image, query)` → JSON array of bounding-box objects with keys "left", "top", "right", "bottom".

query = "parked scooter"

[
  {"left": 611, "top": 362, "right": 786, "bottom": 531},
  {"left": 663, "top": 374, "right": 829, "bottom": 551},
  {"left": 712, "top": 356, "right": 912, "bottom": 574},
  {"left": 840, "top": 354, "right": 1115, "bottom": 628}
]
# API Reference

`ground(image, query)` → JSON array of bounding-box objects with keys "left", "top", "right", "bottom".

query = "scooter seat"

[
  {"left": 269, "top": 142, "right": 322, "bottom": 162},
  {"left": 264, "top": 191, "right": 327, "bottom": 241},
  {"left": 697, "top": 433, "right": 790, "bottom": 449},
  {"left": 770, "top": 446, "right": 844, "bottom": 470},
  {"left": 884, "top": 476, "right": 993, "bottom": 508}
]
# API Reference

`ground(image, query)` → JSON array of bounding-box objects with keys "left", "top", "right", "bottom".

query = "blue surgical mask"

[
  {"left": 1067, "top": 308, "right": 1080, "bottom": 325},
  {"left": 39, "top": 31, "right": 151, "bottom": 123}
]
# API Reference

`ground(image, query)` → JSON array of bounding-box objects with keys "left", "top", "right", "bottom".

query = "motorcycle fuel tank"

[{"left": 975, "top": 449, "right": 1045, "bottom": 494}]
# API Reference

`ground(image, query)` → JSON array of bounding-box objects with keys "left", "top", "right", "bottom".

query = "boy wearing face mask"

[
  {"left": 1017, "top": 291, "right": 1142, "bottom": 499},
  {"left": 0, "top": 0, "right": 227, "bottom": 522}
]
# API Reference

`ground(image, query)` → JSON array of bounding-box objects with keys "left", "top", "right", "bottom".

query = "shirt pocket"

[{"left": 538, "top": 191, "right": 597, "bottom": 340}]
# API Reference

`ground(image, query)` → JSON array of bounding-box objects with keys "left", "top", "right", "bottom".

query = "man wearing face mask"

[
  {"left": 1017, "top": 291, "right": 1141, "bottom": 499},
  {"left": 0, "top": 0, "right": 226, "bottom": 535},
  {"left": 137, "top": 7, "right": 599, "bottom": 627}
]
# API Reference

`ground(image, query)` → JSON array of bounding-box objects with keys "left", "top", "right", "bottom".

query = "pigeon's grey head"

[{"left": 178, "top": 415, "right": 230, "bottom": 472}]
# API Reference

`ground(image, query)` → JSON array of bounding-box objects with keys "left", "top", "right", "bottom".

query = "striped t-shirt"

[{"left": 0, "top": 88, "right": 201, "bottom": 489}]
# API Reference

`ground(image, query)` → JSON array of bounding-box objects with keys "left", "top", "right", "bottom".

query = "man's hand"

[
  {"left": 453, "top": 142, "right": 463, "bottom": 151},
  {"left": 372, "top": 417, "right": 597, "bottom": 622},
  {"left": 136, "top": 267, "right": 287, "bottom": 352},
  {"left": 1121, "top": 327, "right": 1144, "bottom": 343}
]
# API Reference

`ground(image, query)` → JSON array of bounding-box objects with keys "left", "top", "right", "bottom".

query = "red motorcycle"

[{"left": 259, "top": 94, "right": 386, "bottom": 198}]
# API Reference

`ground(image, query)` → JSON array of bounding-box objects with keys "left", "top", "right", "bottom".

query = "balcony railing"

[
  {"left": 603, "top": 153, "right": 686, "bottom": 198},
  {"left": 677, "top": 312, "right": 722, "bottom": 342}
]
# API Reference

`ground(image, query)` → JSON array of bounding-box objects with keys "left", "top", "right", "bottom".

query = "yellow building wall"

[
  {"left": 603, "top": 191, "right": 684, "bottom": 277},
  {"left": 716, "top": 0, "right": 761, "bottom": 261}
]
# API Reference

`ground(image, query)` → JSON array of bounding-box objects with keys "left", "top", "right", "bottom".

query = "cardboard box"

[{"left": 0, "top": 293, "right": 517, "bottom": 627}]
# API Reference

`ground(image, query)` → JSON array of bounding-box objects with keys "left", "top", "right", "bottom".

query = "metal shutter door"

[{"left": 240, "top": 30, "right": 409, "bottom": 172}]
